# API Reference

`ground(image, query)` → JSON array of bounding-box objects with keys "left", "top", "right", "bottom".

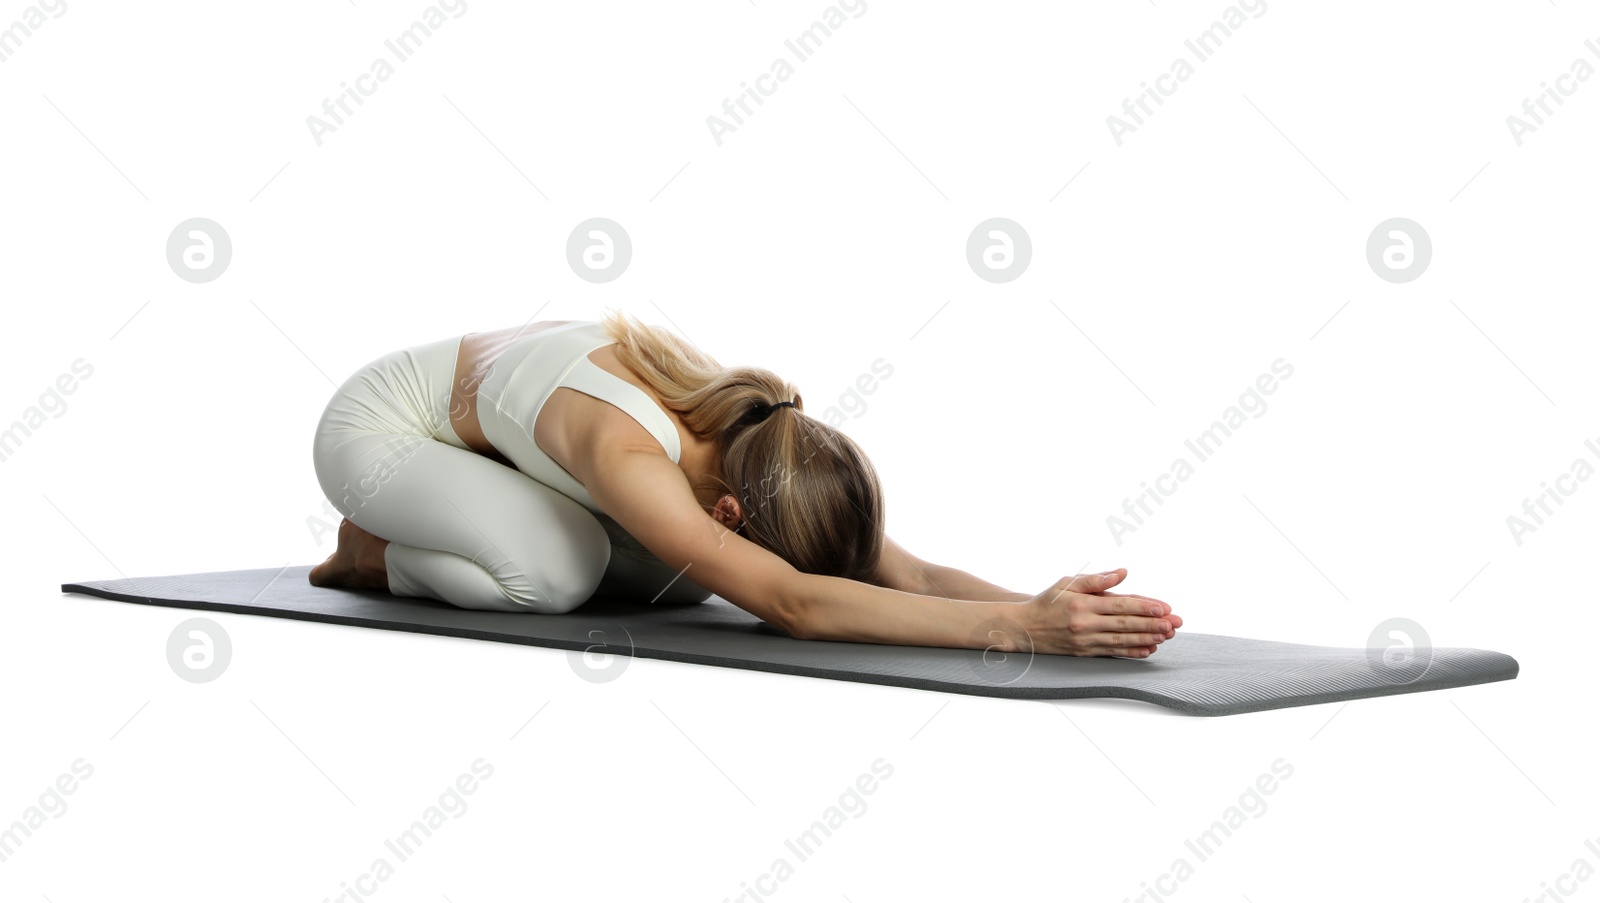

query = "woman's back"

[{"left": 453, "top": 320, "right": 695, "bottom": 517}]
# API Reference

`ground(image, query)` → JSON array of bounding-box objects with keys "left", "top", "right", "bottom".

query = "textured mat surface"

[{"left": 61, "top": 566, "right": 1519, "bottom": 716}]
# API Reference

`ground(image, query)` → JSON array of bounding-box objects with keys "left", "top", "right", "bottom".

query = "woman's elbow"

[
  {"left": 780, "top": 608, "right": 811, "bottom": 640},
  {"left": 773, "top": 577, "right": 815, "bottom": 640}
]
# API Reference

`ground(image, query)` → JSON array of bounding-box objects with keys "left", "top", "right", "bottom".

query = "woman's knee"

[
  {"left": 498, "top": 507, "right": 612, "bottom": 614},
  {"left": 513, "top": 585, "right": 589, "bottom": 615},
  {"left": 502, "top": 567, "right": 605, "bottom": 614}
]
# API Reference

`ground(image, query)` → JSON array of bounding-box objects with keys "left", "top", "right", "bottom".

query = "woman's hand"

[{"left": 1016, "top": 569, "right": 1180, "bottom": 658}]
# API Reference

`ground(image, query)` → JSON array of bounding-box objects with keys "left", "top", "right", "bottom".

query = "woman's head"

[{"left": 599, "top": 309, "right": 885, "bottom": 582}]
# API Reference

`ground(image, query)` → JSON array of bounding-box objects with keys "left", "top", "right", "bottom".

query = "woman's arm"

[
  {"left": 920, "top": 564, "right": 1033, "bottom": 603},
  {"left": 871, "top": 536, "right": 1031, "bottom": 602},
  {"left": 789, "top": 568, "right": 1176, "bottom": 655},
  {"left": 783, "top": 572, "right": 1024, "bottom": 647},
  {"left": 581, "top": 444, "right": 998, "bottom": 640},
  {"left": 583, "top": 447, "right": 1176, "bottom": 654}
]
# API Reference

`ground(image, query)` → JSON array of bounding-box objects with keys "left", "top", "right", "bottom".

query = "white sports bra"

[{"left": 474, "top": 321, "right": 681, "bottom": 516}]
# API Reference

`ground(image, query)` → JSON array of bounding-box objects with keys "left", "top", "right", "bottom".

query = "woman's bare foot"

[{"left": 309, "top": 517, "right": 391, "bottom": 591}]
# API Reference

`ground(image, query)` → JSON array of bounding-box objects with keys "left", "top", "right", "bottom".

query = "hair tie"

[{"left": 747, "top": 399, "right": 797, "bottom": 425}]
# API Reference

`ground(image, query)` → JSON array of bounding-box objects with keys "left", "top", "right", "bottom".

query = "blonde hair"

[{"left": 598, "top": 308, "right": 885, "bottom": 582}]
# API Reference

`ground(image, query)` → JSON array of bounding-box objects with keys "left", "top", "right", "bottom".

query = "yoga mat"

[{"left": 61, "top": 566, "right": 1518, "bottom": 716}]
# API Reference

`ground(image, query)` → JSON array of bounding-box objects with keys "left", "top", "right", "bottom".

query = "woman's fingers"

[
  {"left": 1090, "top": 582, "right": 1179, "bottom": 626},
  {"left": 1035, "top": 570, "right": 1182, "bottom": 657},
  {"left": 1088, "top": 593, "right": 1173, "bottom": 620},
  {"left": 1099, "top": 591, "right": 1172, "bottom": 616},
  {"left": 1065, "top": 572, "right": 1174, "bottom": 619},
  {"left": 1077, "top": 630, "right": 1170, "bottom": 648},
  {"left": 1079, "top": 644, "right": 1158, "bottom": 658},
  {"left": 1074, "top": 606, "right": 1174, "bottom": 637},
  {"left": 1058, "top": 570, "right": 1126, "bottom": 594}
]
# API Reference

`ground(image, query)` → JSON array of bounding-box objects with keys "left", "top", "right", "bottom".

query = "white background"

[{"left": 3, "top": 1, "right": 1596, "bottom": 900}]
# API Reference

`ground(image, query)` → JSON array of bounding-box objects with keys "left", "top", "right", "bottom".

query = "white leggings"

[{"left": 310, "top": 335, "right": 710, "bottom": 613}]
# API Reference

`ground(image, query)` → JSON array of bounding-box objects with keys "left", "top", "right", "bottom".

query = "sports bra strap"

[{"left": 560, "top": 352, "right": 682, "bottom": 464}]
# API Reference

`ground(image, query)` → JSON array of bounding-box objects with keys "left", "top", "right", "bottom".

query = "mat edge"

[{"left": 59, "top": 582, "right": 1519, "bottom": 717}]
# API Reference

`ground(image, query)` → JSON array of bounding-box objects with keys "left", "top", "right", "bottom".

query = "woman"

[{"left": 309, "top": 310, "right": 1182, "bottom": 657}]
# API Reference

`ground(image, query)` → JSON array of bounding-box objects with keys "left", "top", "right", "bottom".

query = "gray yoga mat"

[{"left": 60, "top": 566, "right": 1518, "bottom": 716}]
